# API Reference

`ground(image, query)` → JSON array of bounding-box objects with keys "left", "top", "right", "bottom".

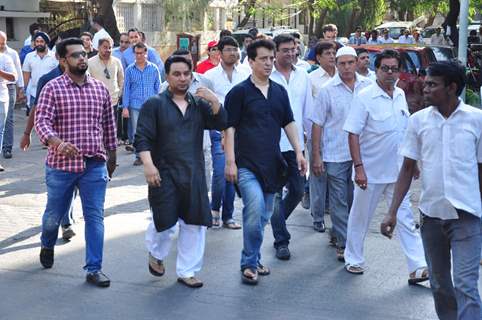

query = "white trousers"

[
  {"left": 145, "top": 218, "right": 206, "bottom": 278},
  {"left": 344, "top": 183, "right": 427, "bottom": 273}
]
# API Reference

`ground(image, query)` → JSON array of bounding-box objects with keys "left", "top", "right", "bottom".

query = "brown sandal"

[{"left": 241, "top": 268, "right": 258, "bottom": 285}]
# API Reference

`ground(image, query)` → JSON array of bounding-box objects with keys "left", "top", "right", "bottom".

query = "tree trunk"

[
  {"left": 237, "top": 0, "right": 257, "bottom": 28},
  {"left": 96, "top": 0, "right": 121, "bottom": 45},
  {"left": 314, "top": 9, "right": 328, "bottom": 38}
]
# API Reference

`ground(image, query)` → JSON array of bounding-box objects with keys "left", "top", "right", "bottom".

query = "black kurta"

[{"left": 134, "top": 90, "right": 228, "bottom": 232}]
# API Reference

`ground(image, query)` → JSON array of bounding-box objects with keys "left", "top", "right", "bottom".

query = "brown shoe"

[
  {"left": 148, "top": 253, "right": 165, "bottom": 277},
  {"left": 177, "top": 276, "right": 203, "bottom": 288}
]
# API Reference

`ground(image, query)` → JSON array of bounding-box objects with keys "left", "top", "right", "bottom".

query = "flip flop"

[
  {"left": 257, "top": 264, "right": 270, "bottom": 276},
  {"left": 241, "top": 268, "right": 258, "bottom": 285},
  {"left": 345, "top": 264, "right": 364, "bottom": 275},
  {"left": 408, "top": 267, "right": 429, "bottom": 285}
]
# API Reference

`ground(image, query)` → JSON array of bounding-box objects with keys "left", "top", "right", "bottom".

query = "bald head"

[{"left": 0, "top": 31, "right": 7, "bottom": 52}]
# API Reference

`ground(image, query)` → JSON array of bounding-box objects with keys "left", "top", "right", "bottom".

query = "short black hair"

[
  {"left": 133, "top": 42, "right": 147, "bottom": 51},
  {"left": 315, "top": 40, "right": 336, "bottom": 56},
  {"left": 98, "top": 37, "right": 112, "bottom": 47},
  {"left": 374, "top": 49, "right": 401, "bottom": 69},
  {"left": 426, "top": 60, "right": 467, "bottom": 96},
  {"left": 29, "top": 23, "right": 41, "bottom": 36},
  {"left": 120, "top": 32, "right": 128, "bottom": 38},
  {"left": 291, "top": 32, "right": 301, "bottom": 39},
  {"left": 273, "top": 34, "right": 296, "bottom": 51},
  {"left": 247, "top": 39, "right": 275, "bottom": 61},
  {"left": 322, "top": 24, "right": 337, "bottom": 34},
  {"left": 56, "top": 38, "right": 84, "bottom": 58},
  {"left": 248, "top": 27, "right": 258, "bottom": 38},
  {"left": 244, "top": 34, "right": 255, "bottom": 41},
  {"left": 80, "top": 32, "right": 93, "bottom": 40},
  {"left": 355, "top": 48, "right": 369, "bottom": 55},
  {"left": 128, "top": 28, "right": 140, "bottom": 36},
  {"left": 165, "top": 56, "right": 192, "bottom": 74},
  {"left": 172, "top": 48, "right": 190, "bottom": 56},
  {"left": 219, "top": 29, "right": 232, "bottom": 39},
  {"left": 355, "top": 26, "right": 362, "bottom": 32},
  {"left": 218, "top": 36, "right": 239, "bottom": 51},
  {"left": 93, "top": 16, "right": 104, "bottom": 26}
]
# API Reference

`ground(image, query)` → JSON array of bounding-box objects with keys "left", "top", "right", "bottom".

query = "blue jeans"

[
  {"left": 420, "top": 210, "right": 482, "bottom": 320},
  {"left": 326, "top": 161, "right": 353, "bottom": 248},
  {"left": 210, "top": 131, "right": 235, "bottom": 221},
  {"left": 60, "top": 188, "right": 78, "bottom": 227},
  {"left": 41, "top": 159, "right": 109, "bottom": 273},
  {"left": 2, "top": 85, "right": 16, "bottom": 152},
  {"left": 238, "top": 168, "right": 274, "bottom": 270},
  {"left": 270, "top": 151, "right": 304, "bottom": 248},
  {"left": 0, "top": 101, "right": 6, "bottom": 149},
  {"left": 307, "top": 141, "right": 327, "bottom": 224},
  {"left": 129, "top": 109, "right": 140, "bottom": 158}
]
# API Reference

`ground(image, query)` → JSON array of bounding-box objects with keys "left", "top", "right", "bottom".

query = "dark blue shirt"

[
  {"left": 34, "top": 66, "right": 63, "bottom": 105},
  {"left": 225, "top": 78, "right": 294, "bottom": 193}
]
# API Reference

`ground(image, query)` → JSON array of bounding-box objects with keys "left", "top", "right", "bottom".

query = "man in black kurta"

[{"left": 134, "top": 56, "right": 227, "bottom": 288}]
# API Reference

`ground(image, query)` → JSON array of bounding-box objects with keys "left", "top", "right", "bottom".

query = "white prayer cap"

[{"left": 336, "top": 46, "right": 357, "bottom": 58}]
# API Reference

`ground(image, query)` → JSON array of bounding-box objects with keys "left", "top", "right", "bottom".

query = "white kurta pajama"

[{"left": 342, "top": 83, "right": 426, "bottom": 272}]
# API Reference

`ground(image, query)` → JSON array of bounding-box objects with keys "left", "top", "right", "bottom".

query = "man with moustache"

[
  {"left": 135, "top": 56, "right": 227, "bottom": 288},
  {"left": 269, "top": 34, "right": 313, "bottom": 260},
  {"left": 224, "top": 39, "right": 307, "bottom": 285},
  {"left": 35, "top": 38, "right": 117, "bottom": 287},
  {"left": 355, "top": 48, "right": 376, "bottom": 81},
  {"left": 22, "top": 32, "right": 58, "bottom": 115},
  {"left": 310, "top": 47, "right": 371, "bottom": 262},
  {"left": 342, "top": 49, "right": 427, "bottom": 281}
]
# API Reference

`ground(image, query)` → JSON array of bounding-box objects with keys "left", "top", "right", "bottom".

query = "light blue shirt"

[
  {"left": 122, "top": 46, "right": 164, "bottom": 80},
  {"left": 112, "top": 47, "right": 125, "bottom": 65},
  {"left": 123, "top": 61, "right": 160, "bottom": 110}
]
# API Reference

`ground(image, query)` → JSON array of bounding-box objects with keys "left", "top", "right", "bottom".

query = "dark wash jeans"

[
  {"left": 420, "top": 209, "right": 482, "bottom": 320},
  {"left": 270, "top": 151, "right": 304, "bottom": 248}
]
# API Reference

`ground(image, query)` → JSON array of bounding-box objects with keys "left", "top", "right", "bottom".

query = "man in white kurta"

[{"left": 342, "top": 49, "right": 427, "bottom": 281}]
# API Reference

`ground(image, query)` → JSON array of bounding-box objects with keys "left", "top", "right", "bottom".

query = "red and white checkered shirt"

[{"left": 35, "top": 73, "right": 117, "bottom": 172}]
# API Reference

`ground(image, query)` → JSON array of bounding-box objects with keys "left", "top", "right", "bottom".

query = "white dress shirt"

[
  {"left": 343, "top": 83, "right": 409, "bottom": 184},
  {"left": 295, "top": 58, "right": 312, "bottom": 72},
  {"left": 270, "top": 64, "right": 313, "bottom": 152},
  {"left": 203, "top": 63, "right": 250, "bottom": 105},
  {"left": 308, "top": 66, "right": 336, "bottom": 98},
  {"left": 3, "top": 46, "right": 24, "bottom": 87},
  {"left": 398, "top": 35, "right": 415, "bottom": 44},
  {"left": 400, "top": 101, "right": 482, "bottom": 219},
  {"left": 310, "top": 73, "right": 372, "bottom": 162},
  {"left": 22, "top": 50, "right": 58, "bottom": 98},
  {"left": 92, "top": 28, "right": 112, "bottom": 50},
  {"left": 0, "top": 53, "right": 16, "bottom": 103},
  {"left": 380, "top": 37, "right": 394, "bottom": 44}
]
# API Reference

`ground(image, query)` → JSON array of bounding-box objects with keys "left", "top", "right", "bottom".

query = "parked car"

[
  {"left": 375, "top": 21, "right": 415, "bottom": 40},
  {"left": 232, "top": 27, "right": 303, "bottom": 50}
]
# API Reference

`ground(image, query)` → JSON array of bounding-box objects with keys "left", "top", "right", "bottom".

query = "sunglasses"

[
  {"left": 104, "top": 67, "right": 111, "bottom": 79},
  {"left": 380, "top": 65, "right": 400, "bottom": 73},
  {"left": 68, "top": 51, "right": 87, "bottom": 59}
]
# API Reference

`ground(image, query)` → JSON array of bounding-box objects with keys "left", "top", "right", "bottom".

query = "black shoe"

[
  {"left": 2, "top": 150, "right": 12, "bottom": 159},
  {"left": 275, "top": 246, "right": 291, "bottom": 260},
  {"left": 40, "top": 247, "right": 54, "bottom": 268},
  {"left": 86, "top": 271, "right": 111, "bottom": 288},
  {"left": 61, "top": 226, "right": 76, "bottom": 241},
  {"left": 313, "top": 221, "right": 326, "bottom": 233}
]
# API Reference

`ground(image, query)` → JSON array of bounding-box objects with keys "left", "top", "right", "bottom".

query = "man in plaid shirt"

[{"left": 35, "top": 38, "right": 117, "bottom": 288}]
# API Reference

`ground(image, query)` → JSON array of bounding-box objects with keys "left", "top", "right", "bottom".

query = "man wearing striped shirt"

[
  {"left": 122, "top": 42, "right": 161, "bottom": 166},
  {"left": 35, "top": 38, "right": 117, "bottom": 287}
]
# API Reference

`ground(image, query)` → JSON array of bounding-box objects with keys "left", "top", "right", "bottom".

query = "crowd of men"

[{"left": 0, "top": 18, "right": 481, "bottom": 320}]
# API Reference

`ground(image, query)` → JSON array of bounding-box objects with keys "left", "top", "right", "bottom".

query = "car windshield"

[
  {"left": 368, "top": 51, "right": 415, "bottom": 73},
  {"left": 431, "top": 47, "right": 454, "bottom": 61},
  {"left": 406, "top": 51, "right": 421, "bottom": 70}
]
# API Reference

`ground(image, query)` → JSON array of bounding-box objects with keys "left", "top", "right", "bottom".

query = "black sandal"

[{"left": 257, "top": 264, "right": 270, "bottom": 276}]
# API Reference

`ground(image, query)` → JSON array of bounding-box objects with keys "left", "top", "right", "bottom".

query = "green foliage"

[{"left": 164, "top": 0, "right": 211, "bottom": 31}]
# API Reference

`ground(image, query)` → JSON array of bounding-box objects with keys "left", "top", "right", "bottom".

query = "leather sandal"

[
  {"left": 241, "top": 268, "right": 258, "bottom": 285},
  {"left": 345, "top": 264, "right": 365, "bottom": 275},
  {"left": 177, "top": 277, "right": 203, "bottom": 288},
  {"left": 408, "top": 267, "right": 429, "bottom": 285},
  {"left": 257, "top": 264, "right": 270, "bottom": 276}
]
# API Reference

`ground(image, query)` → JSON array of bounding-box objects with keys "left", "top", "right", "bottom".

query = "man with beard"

[
  {"left": 22, "top": 32, "right": 58, "bottom": 115},
  {"left": 381, "top": 61, "right": 482, "bottom": 320},
  {"left": 35, "top": 38, "right": 117, "bottom": 287},
  {"left": 342, "top": 49, "right": 427, "bottom": 282},
  {"left": 224, "top": 39, "right": 307, "bottom": 285},
  {"left": 135, "top": 56, "right": 227, "bottom": 288}
]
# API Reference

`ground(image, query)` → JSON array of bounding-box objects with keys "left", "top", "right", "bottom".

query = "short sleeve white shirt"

[
  {"left": 0, "top": 53, "right": 16, "bottom": 102},
  {"left": 400, "top": 101, "right": 482, "bottom": 219},
  {"left": 203, "top": 63, "right": 250, "bottom": 105},
  {"left": 92, "top": 28, "right": 112, "bottom": 50},
  {"left": 310, "top": 73, "right": 372, "bottom": 162},
  {"left": 343, "top": 83, "right": 410, "bottom": 183},
  {"left": 270, "top": 64, "right": 314, "bottom": 152},
  {"left": 22, "top": 50, "right": 58, "bottom": 98},
  {"left": 308, "top": 66, "right": 336, "bottom": 98}
]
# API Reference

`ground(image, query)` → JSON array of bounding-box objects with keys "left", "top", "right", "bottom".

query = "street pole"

[{"left": 458, "top": 0, "right": 469, "bottom": 100}]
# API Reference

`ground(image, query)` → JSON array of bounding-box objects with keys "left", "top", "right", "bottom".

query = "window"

[
  {"left": 142, "top": 4, "right": 162, "bottom": 32},
  {"left": 6, "top": 18, "right": 14, "bottom": 40},
  {"left": 115, "top": 3, "right": 135, "bottom": 32}
]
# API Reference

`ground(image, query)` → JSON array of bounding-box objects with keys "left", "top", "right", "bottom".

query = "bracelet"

[{"left": 354, "top": 163, "right": 363, "bottom": 168}]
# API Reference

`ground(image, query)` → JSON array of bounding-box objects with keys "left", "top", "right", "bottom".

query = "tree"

[{"left": 93, "top": 0, "right": 120, "bottom": 44}]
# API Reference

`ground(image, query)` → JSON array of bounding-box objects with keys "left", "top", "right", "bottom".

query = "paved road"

[{"left": 0, "top": 108, "right": 474, "bottom": 319}]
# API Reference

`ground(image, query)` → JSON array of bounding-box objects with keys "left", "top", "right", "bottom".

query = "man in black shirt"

[
  {"left": 224, "top": 40, "right": 307, "bottom": 285},
  {"left": 135, "top": 56, "right": 227, "bottom": 288}
]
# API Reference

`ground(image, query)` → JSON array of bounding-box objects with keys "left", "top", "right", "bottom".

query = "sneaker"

[
  {"left": 40, "top": 247, "right": 54, "bottom": 268},
  {"left": 86, "top": 271, "right": 111, "bottom": 288},
  {"left": 301, "top": 192, "right": 310, "bottom": 210},
  {"left": 61, "top": 226, "right": 76, "bottom": 241},
  {"left": 275, "top": 246, "right": 291, "bottom": 260},
  {"left": 2, "top": 150, "right": 12, "bottom": 159},
  {"left": 313, "top": 221, "right": 326, "bottom": 233}
]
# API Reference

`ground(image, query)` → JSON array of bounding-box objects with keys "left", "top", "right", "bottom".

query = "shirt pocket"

[
  {"left": 368, "top": 110, "right": 396, "bottom": 133},
  {"left": 451, "top": 124, "right": 478, "bottom": 162}
]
